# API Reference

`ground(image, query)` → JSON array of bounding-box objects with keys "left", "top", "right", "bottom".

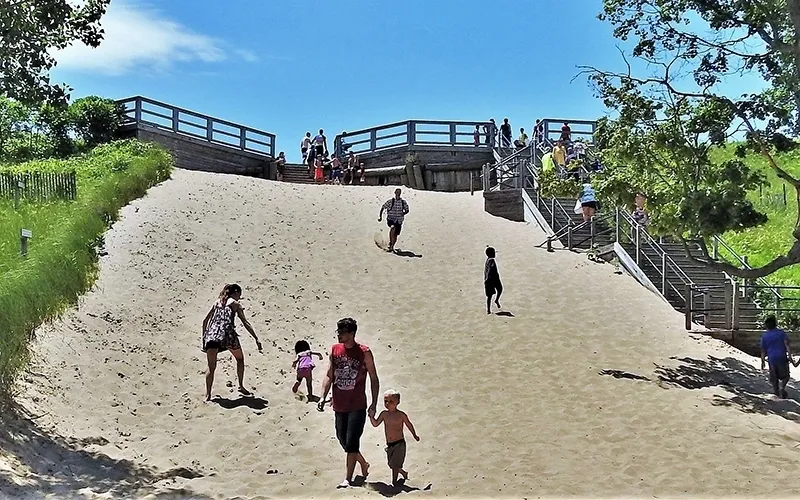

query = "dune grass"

[
  {"left": 0, "top": 140, "right": 172, "bottom": 393},
  {"left": 710, "top": 147, "right": 799, "bottom": 287}
]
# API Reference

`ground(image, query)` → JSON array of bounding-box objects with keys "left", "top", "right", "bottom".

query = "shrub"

[
  {"left": 36, "top": 103, "right": 75, "bottom": 158},
  {"left": 538, "top": 167, "right": 581, "bottom": 199},
  {"left": 0, "top": 95, "right": 125, "bottom": 162},
  {"left": 69, "top": 96, "right": 125, "bottom": 148}
]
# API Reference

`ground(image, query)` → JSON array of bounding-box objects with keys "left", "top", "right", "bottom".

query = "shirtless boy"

[{"left": 369, "top": 389, "right": 420, "bottom": 485}]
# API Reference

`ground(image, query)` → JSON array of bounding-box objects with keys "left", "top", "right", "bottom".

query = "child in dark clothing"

[{"left": 484, "top": 247, "right": 503, "bottom": 314}]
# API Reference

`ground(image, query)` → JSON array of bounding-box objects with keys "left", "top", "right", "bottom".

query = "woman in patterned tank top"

[{"left": 201, "top": 283, "right": 262, "bottom": 401}]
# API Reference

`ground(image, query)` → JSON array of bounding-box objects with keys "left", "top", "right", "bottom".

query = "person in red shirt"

[
  {"left": 318, "top": 317, "right": 381, "bottom": 488},
  {"left": 560, "top": 122, "right": 572, "bottom": 143}
]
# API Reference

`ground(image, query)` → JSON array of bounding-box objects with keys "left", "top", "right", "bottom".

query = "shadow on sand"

[
  {"left": 0, "top": 401, "right": 208, "bottom": 498},
  {"left": 212, "top": 395, "right": 269, "bottom": 410},
  {"left": 495, "top": 311, "right": 514, "bottom": 317},
  {"left": 393, "top": 249, "right": 422, "bottom": 258},
  {"left": 368, "top": 480, "right": 432, "bottom": 497},
  {"left": 654, "top": 355, "right": 800, "bottom": 422}
]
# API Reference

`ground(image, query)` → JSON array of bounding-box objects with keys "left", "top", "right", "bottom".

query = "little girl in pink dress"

[{"left": 292, "top": 340, "right": 323, "bottom": 398}]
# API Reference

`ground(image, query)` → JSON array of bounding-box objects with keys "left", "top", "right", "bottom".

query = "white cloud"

[
  {"left": 52, "top": 0, "right": 254, "bottom": 76},
  {"left": 235, "top": 49, "right": 259, "bottom": 63}
]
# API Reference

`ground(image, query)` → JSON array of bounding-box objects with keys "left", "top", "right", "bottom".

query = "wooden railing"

[
  {"left": 537, "top": 118, "right": 596, "bottom": 144},
  {"left": 117, "top": 96, "right": 276, "bottom": 157},
  {"left": 334, "top": 120, "right": 495, "bottom": 156}
]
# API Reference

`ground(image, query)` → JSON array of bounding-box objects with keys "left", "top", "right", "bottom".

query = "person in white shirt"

[
  {"left": 301, "top": 132, "right": 312, "bottom": 163},
  {"left": 378, "top": 189, "right": 410, "bottom": 253},
  {"left": 313, "top": 129, "right": 328, "bottom": 158}
]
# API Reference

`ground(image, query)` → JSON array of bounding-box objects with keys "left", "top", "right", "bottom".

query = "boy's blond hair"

[{"left": 384, "top": 389, "right": 400, "bottom": 402}]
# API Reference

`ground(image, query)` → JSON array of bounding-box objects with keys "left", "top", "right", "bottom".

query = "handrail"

[
  {"left": 333, "top": 119, "right": 495, "bottom": 156},
  {"left": 617, "top": 209, "right": 694, "bottom": 286},
  {"left": 538, "top": 118, "right": 596, "bottom": 145},
  {"left": 495, "top": 144, "right": 532, "bottom": 163},
  {"left": 712, "top": 235, "right": 783, "bottom": 302},
  {"left": 117, "top": 96, "right": 276, "bottom": 157},
  {"left": 482, "top": 143, "right": 535, "bottom": 191},
  {"left": 520, "top": 132, "right": 782, "bottom": 332}
]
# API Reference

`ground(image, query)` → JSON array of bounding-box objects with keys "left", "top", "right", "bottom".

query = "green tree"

[
  {"left": 37, "top": 103, "right": 75, "bottom": 158},
  {"left": 584, "top": 0, "right": 800, "bottom": 279},
  {"left": 69, "top": 96, "right": 124, "bottom": 148},
  {"left": 0, "top": 0, "right": 110, "bottom": 106},
  {"left": 0, "top": 97, "right": 32, "bottom": 156}
]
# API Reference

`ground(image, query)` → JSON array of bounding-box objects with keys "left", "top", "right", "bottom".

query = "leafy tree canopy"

[
  {"left": 0, "top": 0, "right": 110, "bottom": 106},
  {"left": 585, "top": 0, "right": 800, "bottom": 279}
]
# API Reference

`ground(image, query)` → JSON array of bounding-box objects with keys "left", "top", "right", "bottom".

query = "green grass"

[
  {"left": 710, "top": 146, "right": 799, "bottom": 287},
  {"left": 0, "top": 140, "right": 172, "bottom": 393}
]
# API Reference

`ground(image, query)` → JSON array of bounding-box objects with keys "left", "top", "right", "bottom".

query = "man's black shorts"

[
  {"left": 770, "top": 360, "right": 790, "bottom": 383},
  {"left": 334, "top": 409, "right": 367, "bottom": 453},
  {"left": 485, "top": 279, "right": 503, "bottom": 297},
  {"left": 387, "top": 219, "right": 402, "bottom": 236}
]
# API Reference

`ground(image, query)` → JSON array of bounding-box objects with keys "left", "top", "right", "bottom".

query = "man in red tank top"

[{"left": 319, "top": 317, "right": 380, "bottom": 488}]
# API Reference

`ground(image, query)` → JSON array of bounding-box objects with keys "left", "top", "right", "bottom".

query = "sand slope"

[{"left": 3, "top": 168, "right": 800, "bottom": 498}]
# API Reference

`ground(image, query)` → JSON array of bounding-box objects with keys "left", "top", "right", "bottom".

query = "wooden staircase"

[
  {"left": 621, "top": 241, "right": 763, "bottom": 331},
  {"left": 528, "top": 191, "right": 616, "bottom": 250},
  {"left": 528, "top": 191, "right": 764, "bottom": 331},
  {"left": 281, "top": 163, "right": 313, "bottom": 184}
]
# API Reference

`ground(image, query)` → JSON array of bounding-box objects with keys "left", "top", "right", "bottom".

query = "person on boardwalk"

[
  {"left": 484, "top": 246, "right": 503, "bottom": 314},
  {"left": 275, "top": 151, "right": 286, "bottom": 181},
  {"left": 500, "top": 118, "right": 512, "bottom": 148},
  {"left": 318, "top": 317, "right": 380, "bottom": 488},
  {"left": 761, "top": 315, "right": 794, "bottom": 399},
  {"left": 483, "top": 118, "right": 496, "bottom": 146},
  {"left": 301, "top": 132, "right": 312, "bottom": 163},
  {"left": 578, "top": 183, "right": 597, "bottom": 222},
  {"left": 201, "top": 284, "right": 262, "bottom": 401},
  {"left": 346, "top": 151, "right": 359, "bottom": 184},
  {"left": 378, "top": 188, "right": 410, "bottom": 253},
  {"left": 314, "top": 154, "right": 325, "bottom": 183},
  {"left": 314, "top": 129, "right": 328, "bottom": 157},
  {"left": 369, "top": 389, "right": 420, "bottom": 485},
  {"left": 292, "top": 340, "right": 323, "bottom": 399},
  {"left": 560, "top": 122, "right": 572, "bottom": 143}
]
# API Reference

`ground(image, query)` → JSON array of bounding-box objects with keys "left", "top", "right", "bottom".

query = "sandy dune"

[{"left": 3, "top": 168, "right": 800, "bottom": 499}]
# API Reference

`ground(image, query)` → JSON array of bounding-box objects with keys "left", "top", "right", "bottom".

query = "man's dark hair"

[
  {"left": 486, "top": 246, "right": 496, "bottom": 258},
  {"left": 337, "top": 317, "right": 358, "bottom": 334},
  {"left": 765, "top": 316, "right": 778, "bottom": 330}
]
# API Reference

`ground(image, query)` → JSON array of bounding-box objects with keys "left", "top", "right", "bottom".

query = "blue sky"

[{"left": 50, "top": 0, "right": 753, "bottom": 161}]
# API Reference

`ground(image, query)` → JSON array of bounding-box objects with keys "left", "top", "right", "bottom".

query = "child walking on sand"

[
  {"left": 292, "top": 340, "right": 323, "bottom": 398},
  {"left": 369, "top": 390, "right": 420, "bottom": 485},
  {"left": 314, "top": 155, "right": 325, "bottom": 183},
  {"left": 484, "top": 246, "right": 503, "bottom": 314}
]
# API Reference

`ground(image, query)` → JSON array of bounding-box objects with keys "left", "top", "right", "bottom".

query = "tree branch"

[{"left": 681, "top": 235, "right": 800, "bottom": 279}]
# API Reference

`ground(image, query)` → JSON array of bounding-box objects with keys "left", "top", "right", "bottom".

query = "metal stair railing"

[
  {"left": 524, "top": 129, "right": 777, "bottom": 332},
  {"left": 526, "top": 156, "right": 736, "bottom": 329},
  {"left": 615, "top": 208, "right": 695, "bottom": 299},
  {"left": 481, "top": 145, "right": 534, "bottom": 191},
  {"left": 711, "top": 235, "right": 784, "bottom": 305}
]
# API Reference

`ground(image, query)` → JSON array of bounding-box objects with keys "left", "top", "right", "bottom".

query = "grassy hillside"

[
  {"left": 0, "top": 140, "right": 172, "bottom": 392},
  {"left": 711, "top": 147, "right": 799, "bottom": 287}
]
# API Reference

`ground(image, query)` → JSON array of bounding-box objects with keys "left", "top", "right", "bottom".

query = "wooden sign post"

[
  {"left": 14, "top": 180, "right": 24, "bottom": 210},
  {"left": 20, "top": 228, "right": 32, "bottom": 257}
]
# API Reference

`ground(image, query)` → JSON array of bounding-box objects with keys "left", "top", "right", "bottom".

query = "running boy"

[
  {"left": 369, "top": 390, "right": 420, "bottom": 485},
  {"left": 484, "top": 246, "right": 503, "bottom": 314}
]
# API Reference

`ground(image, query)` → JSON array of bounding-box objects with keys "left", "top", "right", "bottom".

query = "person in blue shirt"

[
  {"left": 760, "top": 316, "right": 794, "bottom": 398},
  {"left": 577, "top": 183, "right": 597, "bottom": 222}
]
